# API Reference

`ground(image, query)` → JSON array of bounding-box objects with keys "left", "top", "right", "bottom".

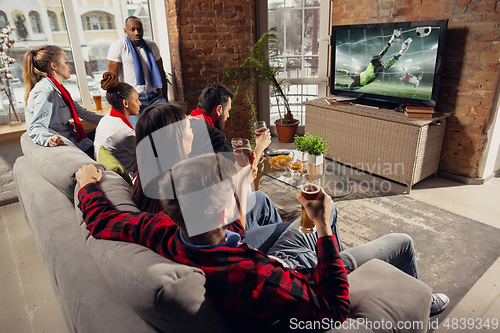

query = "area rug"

[{"left": 258, "top": 176, "right": 500, "bottom": 329}]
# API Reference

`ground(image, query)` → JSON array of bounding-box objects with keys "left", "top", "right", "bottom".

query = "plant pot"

[
  {"left": 274, "top": 119, "right": 299, "bottom": 143},
  {"left": 297, "top": 151, "right": 308, "bottom": 162},
  {"left": 307, "top": 154, "right": 323, "bottom": 175}
]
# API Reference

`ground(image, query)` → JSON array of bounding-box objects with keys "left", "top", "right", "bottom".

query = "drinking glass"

[
  {"left": 231, "top": 138, "right": 252, "bottom": 167},
  {"left": 299, "top": 174, "right": 321, "bottom": 234},
  {"left": 254, "top": 121, "right": 267, "bottom": 136},
  {"left": 92, "top": 91, "right": 103, "bottom": 112}
]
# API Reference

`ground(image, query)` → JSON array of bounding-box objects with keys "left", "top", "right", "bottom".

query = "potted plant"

[
  {"left": 0, "top": 23, "right": 21, "bottom": 126},
  {"left": 222, "top": 27, "right": 299, "bottom": 143},
  {"left": 293, "top": 134, "right": 308, "bottom": 161},
  {"left": 302, "top": 133, "right": 328, "bottom": 174}
]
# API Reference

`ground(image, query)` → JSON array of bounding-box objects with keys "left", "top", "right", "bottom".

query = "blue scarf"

[{"left": 125, "top": 36, "right": 162, "bottom": 89}]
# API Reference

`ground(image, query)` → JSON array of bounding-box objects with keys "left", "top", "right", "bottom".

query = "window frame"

[{"left": 257, "top": 0, "right": 331, "bottom": 134}]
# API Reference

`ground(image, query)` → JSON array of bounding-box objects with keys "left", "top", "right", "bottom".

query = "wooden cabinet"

[{"left": 304, "top": 99, "right": 449, "bottom": 193}]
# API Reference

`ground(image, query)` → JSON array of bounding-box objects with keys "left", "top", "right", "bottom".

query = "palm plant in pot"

[{"left": 222, "top": 27, "right": 299, "bottom": 143}]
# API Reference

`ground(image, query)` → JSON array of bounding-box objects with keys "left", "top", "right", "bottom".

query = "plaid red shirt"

[{"left": 78, "top": 183, "right": 349, "bottom": 330}]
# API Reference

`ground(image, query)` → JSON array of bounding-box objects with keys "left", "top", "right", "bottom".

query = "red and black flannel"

[{"left": 78, "top": 183, "right": 349, "bottom": 330}]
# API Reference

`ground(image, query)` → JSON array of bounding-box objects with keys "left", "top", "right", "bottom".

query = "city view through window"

[{"left": 0, "top": 0, "right": 153, "bottom": 120}]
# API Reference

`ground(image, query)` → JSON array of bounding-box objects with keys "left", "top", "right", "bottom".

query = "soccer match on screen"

[{"left": 333, "top": 26, "right": 441, "bottom": 101}]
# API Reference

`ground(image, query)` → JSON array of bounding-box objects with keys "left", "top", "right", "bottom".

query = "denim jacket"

[{"left": 25, "top": 77, "right": 102, "bottom": 151}]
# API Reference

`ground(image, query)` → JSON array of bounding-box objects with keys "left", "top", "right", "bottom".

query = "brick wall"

[
  {"left": 167, "top": 0, "right": 257, "bottom": 142},
  {"left": 331, "top": 0, "right": 500, "bottom": 178}
]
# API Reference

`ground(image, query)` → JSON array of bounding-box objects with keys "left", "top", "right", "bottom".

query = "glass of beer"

[
  {"left": 254, "top": 121, "right": 267, "bottom": 136},
  {"left": 92, "top": 92, "right": 103, "bottom": 112},
  {"left": 231, "top": 138, "right": 252, "bottom": 167},
  {"left": 299, "top": 174, "right": 321, "bottom": 234}
]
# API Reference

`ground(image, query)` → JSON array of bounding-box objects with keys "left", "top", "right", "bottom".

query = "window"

[
  {"left": 0, "top": 0, "right": 172, "bottom": 122},
  {"left": 13, "top": 13, "right": 29, "bottom": 40},
  {"left": 259, "top": 0, "right": 330, "bottom": 128},
  {"left": 106, "top": 15, "right": 113, "bottom": 30},
  {"left": 0, "top": 11, "right": 8, "bottom": 29},
  {"left": 82, "top": 12, "right": 115, "bottom": 31},
  {"left": 29, "top": 11, "right": 43, "bottom": 34},
  {"left": 48, "top": 11, "right": 59, "bottom": 32},
  {"left": 84, "top": 15, "right": 104, "bottom": 31},
  {"left": 61, "top": 11, "right": 67, "bottom": 31}
]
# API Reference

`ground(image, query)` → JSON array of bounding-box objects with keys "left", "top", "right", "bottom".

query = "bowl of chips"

[{"left": 266, "top": 149, "right": 294, "bottom": 170}]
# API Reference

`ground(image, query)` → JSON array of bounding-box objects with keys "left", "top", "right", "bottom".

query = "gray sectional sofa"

[{"left": 14, "top": 132, "right": 433, "bottom": 333}]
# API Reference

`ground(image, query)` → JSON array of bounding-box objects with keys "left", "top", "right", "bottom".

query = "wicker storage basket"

[{"left": 304, "top": 99, "right": 448, "bottom": 193}]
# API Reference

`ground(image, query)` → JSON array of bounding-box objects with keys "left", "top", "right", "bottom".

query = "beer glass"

[{"left": 231, "top": 138, "right": 252, "bottom": 167}]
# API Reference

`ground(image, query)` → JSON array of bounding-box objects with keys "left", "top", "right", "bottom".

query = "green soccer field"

[{"left": 334, "top": 78, "right": 432, "bottom": 101}]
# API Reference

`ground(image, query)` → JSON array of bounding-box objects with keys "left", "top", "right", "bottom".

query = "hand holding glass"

[
  {"left": 232, "top": 138, "right": 252, "bottom": 167},
  {"left": 254, "top": 121, "right": 267, "bottom": 136},
  {"left": 299, "top": 174, "right": 321, "bottom": 234}
]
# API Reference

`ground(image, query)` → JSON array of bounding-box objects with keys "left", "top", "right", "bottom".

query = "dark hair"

[
  {"left": 100, "top": 72, "right": 135, "bottom": 111},
  {"left": 161, "top": 153, "right": 237, "bottom": 232},
  {"left": 132, "top": 103, "right": 187, "bottom": 213},
  {"left": 23, "top": 45, "right": 63, "bottom": 104},
  {"left": 197, "top": 84, "right": 234, "bottom": 114},
  {"left": 125, "top": 16, "right": 141, "bottom": 26}
]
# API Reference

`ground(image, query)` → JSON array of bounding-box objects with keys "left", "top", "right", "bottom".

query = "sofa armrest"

[{"left": 329, "top": 259, "right": 432, "bottom": 333}]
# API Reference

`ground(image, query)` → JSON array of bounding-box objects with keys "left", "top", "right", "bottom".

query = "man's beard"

[
  {"left": 215, "top": 117, "right": 225, "bottom": 131},
  {"left": 131, "top": 38, "right": 143, "bottom": 47}
]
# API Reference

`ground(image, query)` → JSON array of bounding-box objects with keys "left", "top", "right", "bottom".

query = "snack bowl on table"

[
  {"left": 266, "top": 149, "right": 294, "bottom": 170},
  {"left": 288, "top": 159, "right": 303, "bottom": 172}
]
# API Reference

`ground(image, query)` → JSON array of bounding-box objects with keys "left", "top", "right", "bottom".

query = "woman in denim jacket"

[{"left": 23, "top": 45, "right": 102, "bottom": 156}]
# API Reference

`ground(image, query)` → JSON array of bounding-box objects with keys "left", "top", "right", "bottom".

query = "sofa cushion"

[
  {"left": 331, "top": 259, "right": 432, "bottom": 333},
  {"left": 74, "top": 171, "right": 231, "bottom": 333},
  {"left": 20, "top": 132, "right": 98, "bottom": 201}
]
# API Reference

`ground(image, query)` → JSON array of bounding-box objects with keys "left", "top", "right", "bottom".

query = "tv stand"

[
  {"left": 304, "top": 98, "right": 449, "bottom": 193},
  {"left": 351, "top": 98, "right": 398, "bottom": 110}
]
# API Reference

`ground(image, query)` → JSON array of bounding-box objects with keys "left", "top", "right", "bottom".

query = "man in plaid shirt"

[{"left": 76, "top": 153, "right": 349, "bottom": 331}]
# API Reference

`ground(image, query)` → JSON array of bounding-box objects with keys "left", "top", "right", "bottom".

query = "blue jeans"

[
  {"left": 129, "top": 91, "right": 168, "bottom": 129},
  {"left": 242, "top": 191, "right": 291, "bottom": 253},
  {"left": 266, "top": 201, "right": 420, "bottom": 279}
]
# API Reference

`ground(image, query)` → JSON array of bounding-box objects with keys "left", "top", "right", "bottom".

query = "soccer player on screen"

[
  {"left": 399, "top": 67, "right": 422, "bottom": 88},
  {"left": 336, "top": 30, "right": 412, "bottom": 90}
]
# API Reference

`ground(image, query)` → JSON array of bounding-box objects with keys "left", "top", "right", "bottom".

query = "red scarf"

[
  {"left": 46, "top": 74, "right": 87, "bottom": 142},
  {"left": 109, "top": 108, "right": 134, "bottom": 130},
  {"left": 191, "top": 108, "right": 214, "bottom": 126}
]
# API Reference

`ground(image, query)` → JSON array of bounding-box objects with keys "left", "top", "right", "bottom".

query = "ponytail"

[{"left": 23, "top": 45, "right": 63, "bottom": 105}]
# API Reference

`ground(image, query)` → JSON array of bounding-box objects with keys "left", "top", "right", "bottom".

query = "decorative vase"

[
  {"left": 307, "top": 154, "right": 323, "bottom": 175},
  {"left": 297, "top": 151, "right": 308, "bottom": 162},
  {"left": 275, "top": 119, "right": 299, "bottom": 143}
]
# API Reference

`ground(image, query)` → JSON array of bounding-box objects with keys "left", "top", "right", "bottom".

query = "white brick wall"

[{"left": 0, "top": 143, "right": 23, "bottom": 204}]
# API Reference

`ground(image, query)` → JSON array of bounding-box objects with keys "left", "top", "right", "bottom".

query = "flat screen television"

[{"left": 330, "top": 20, "right": 448, "bottom": 109}]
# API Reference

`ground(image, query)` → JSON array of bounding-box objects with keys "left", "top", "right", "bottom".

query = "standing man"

[{"left": 107, "top": 16, "right": 169, "bottom": 128}]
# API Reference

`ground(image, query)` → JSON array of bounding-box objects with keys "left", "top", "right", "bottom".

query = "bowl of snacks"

[
  {"left": 288, "top": 160, "right": 303, "bottom": 172},
  {"left": 266, "top": 149, "right": 294, "bottom": 170}
]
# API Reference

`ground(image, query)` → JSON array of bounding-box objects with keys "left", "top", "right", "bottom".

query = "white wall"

[{"left": 478, "top": 81, "right": 500, "bottom": 179}]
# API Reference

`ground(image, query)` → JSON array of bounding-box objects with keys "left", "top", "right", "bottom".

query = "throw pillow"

[{"left": 98, "top": 146, "right": 132, "bottom": 184}]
